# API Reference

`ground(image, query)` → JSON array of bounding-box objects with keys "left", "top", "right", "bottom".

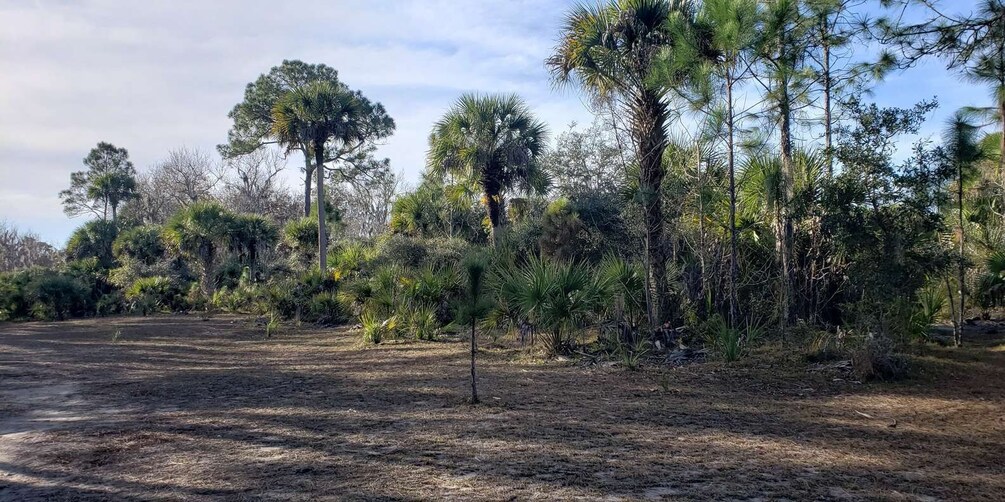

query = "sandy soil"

[{"left": 0, "top": 315, "right": 1003, "bottom": 501}]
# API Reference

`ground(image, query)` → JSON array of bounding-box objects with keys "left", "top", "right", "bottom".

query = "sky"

[{"left": 0, "top": 0, "right": 989, "bottom": 246}]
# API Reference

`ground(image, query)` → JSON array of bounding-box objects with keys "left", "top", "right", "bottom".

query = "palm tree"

[
  {"left": 272, "top": 81, "right": 367, "bottom": 272},
  {"left": 944, "top": 111, "right": 984, "bottom": 346},
  {"left": 164, "top": 202, "right": 235, "bottom": 295},
  {"left": 458, "top": 252, "right": 492, "bottom": 403},
  {"left": 428, "top": 94, "right": 548, "bottom": 246},
  {"left": 221, "top": 61, "right": 394, "bottom": 217},
  {"left": 229, "top": 214, "right": 279, "bottom": 279},
  {"left": 87, "top": 171, "right": 138, "bottom": 222},
  {"left": 548, "top": 0, "right": 708, "bottom": 324}
]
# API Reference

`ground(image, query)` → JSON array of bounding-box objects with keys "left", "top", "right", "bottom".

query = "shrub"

[
  {"left": 361, "top": 310, "right": 393, "bottom": 344},
  {"left": 113, "top": 225, "right": 165, "bottom": 265},
  {"left": 66, "top": 220, "right": 119, "bottom": 270},
  {"left": 703, "top": 314, "right": 761, "bottom": 362},
  {"left": 125, "top": 276, "right": 183, "bottom": 315},
  {"left": 501, "top": 257, "right": 605, "bottom": 355},
  {"left": 96, "top": 291, "right": 126, "bottom": 316},
  {"left": 378, "top": 235, "right": 429, "bottom": 269},
  {"left": 25, "top": 271, "right": 89, "bottom": 320},
  {"left": 283, "top": 216, "right": 319, "bottom": 269},
  {"left": 305, "top": 291, "right": 349, "bottom": 326},
  {"left": 852, "top": 335, "right": 908, "bottom": 381}
]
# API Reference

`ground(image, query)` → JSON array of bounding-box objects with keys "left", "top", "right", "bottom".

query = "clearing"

[{"left": 0, "top": 316, "right": 1003, "bottom": 500}]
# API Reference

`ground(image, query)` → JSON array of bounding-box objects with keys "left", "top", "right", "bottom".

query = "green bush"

[
  {"left": 25, "top": 271, "right": 89, "bottom": 320},
  {"left": 125, "top": 276, "right": 183, "bottom": 315},
  {"left": 113, "top": 225, "right": 165, "bottom": 265},
  {"left": 96, "top": 291, "right": 126, "bottom": 316},
  {"left": 702, "top": 314, "right": 761, "bottom": 362},
  {"left": 378, "top": 235, "right": 429, "bottom": 269},
  {"left": 306, "top": 291, "right": 349, "bottom": 325}
]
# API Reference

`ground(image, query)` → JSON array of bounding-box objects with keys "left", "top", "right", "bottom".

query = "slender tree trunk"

[
  {"left": 470, "top": 319, "right": 479, "bottom": 404},
  {"left": 103, "top": 199, "right": 108, "bottom": 221},
  {"left": 314, "top": 142, "right": 328, "bottom": 273},
  {"left": 727, "top": 77, "right": 739, "bottom": 326},
  {"left": 697, "top": 144, "right": 706, "bottom": 307},
  {"left": 822, "top": 36, "right": 834, "bottom": 177},
  {"left": 778, "top": 90, "right": 796, "bottom": 330},
  {"left": 946, "top": 275, "right": 959, "bottom": 343},
  {"left": 111, "top": 203, "right": 118, "bottom": 222},
  {"left": 303, "top": 150, "right": 314, "bottom": 217},
  {"left": 957, "top": 162, "right": 966, "bottom": 347},
  {"left": 998, "top": 100, "right": 1004, "bottom": 178}
]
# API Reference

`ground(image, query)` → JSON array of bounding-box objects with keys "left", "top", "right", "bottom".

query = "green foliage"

[
  {"left": 912, "top": 283, "right": 948, "bottom": 341},
  {"left": 59, "top": 142, "right": 138, "bottom": 220},
  {"left": 976, "top": 250, "right": 1005, "bottom": 309},
  {"left": 539, "top": 198, "right": 587, "bottom": 261},
  {"left": 499, "top": 257, "right": 607, "bottom": 355},
  {"left": 456, "top": 252, "right": 494, "bottom": 333},
  {"left": 27, "top": 271, "right": 89, "bottom": 320},
  {"left": 96, "top": 291, "right": 126, "bottom": 317},
  {"left": 283, "top": 216, "right": 319, "bottom": 268},
  {"left": 428, "top": 93, "right": 549, "bottom": 244},
  {"left": 66, "top": 220, "right": 119, "bottom": 270},
  {"left": 702, "top": 314, "right": 761, "bottom": 362},
  {"left": 125, "top": 276, "right": 183, "bottom": 315},
  {"left": 852, "top": 334, "right": 908, "bottom": 382},
  {"left": 306, "top": 291, "right": 349, "bottom": 326},
  {"left": 113, "top": 225, "right": 165, "bottom": 265},
  {"left": 164, "top": 202, "right": 237, "bottom": 294}
]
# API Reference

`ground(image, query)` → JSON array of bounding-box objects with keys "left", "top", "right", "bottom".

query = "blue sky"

[{"left": 0, "top": 0, "right": 989, "bottom": 246}]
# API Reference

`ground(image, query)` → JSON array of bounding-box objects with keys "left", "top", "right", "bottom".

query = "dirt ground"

[{"left": 0, "top": 316, "right": 1003, "bottom": 501}]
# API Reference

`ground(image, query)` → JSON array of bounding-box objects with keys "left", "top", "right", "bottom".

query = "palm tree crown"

[{"left": 428, "top": 93, "right": 548, "bottom": 245}]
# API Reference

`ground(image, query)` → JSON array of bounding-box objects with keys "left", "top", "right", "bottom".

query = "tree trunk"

[
  {"left": 727, "top": 77, "right": 739, "bottom": 326},
  {"left": 778, "top": 87, "right": 796, "bottom": 330},
  {"left": 957, "top": 162, "right": 966, "bottom": 347},
  {"left": 303, "top": 150, "right": 314, "bottom": 217},
  {"left": 111, "top": 203, "right": 118, "bottom": 223},
  {"left": 822, "top": 36, "right": 834, "bottom": 177},
  {"left": 470, "top": 320, "right": 479, "bottom": 404},
  {"left": 946, "top": 275, "right": 959, "bottom": 345},
  {"left": 201, "top": 253, "right": 216, "bottom": 295},
  {"left": 485, "top": 191, "right": 503, "bottom": 247},
  {"left": 998, "top": 100, "right": 1004, "bottom": 178},
  {"left": 314, "top": 143, "right": 328, "bottom": 273},
  {"left": 634, "top": 91, "right": 671, "bottom": 325}
]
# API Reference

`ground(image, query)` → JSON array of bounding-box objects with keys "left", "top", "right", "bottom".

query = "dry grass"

[{"left": 0, "top": 315, "right": 1003, "bottom": 500}]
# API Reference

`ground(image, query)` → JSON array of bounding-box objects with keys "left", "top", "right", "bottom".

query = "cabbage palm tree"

[
  {"left": 272, "top": 81, "right": 367, "bottom": 272},
  {"left": 428, "top": 94, "right": 548, "bottom": 246},
  {"left": 548, "top": 0, "right": 708, "bottom": 324},
  {"left": 88, "top": 171, "right": 138, "bottom": 222},
  {"left": 164, "top": 202, "right": 235, "bottom": 295},
  {"left": 228, "top": 214, "right": 278, "bottom": 279}
]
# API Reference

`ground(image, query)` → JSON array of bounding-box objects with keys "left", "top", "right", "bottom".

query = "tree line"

[{"left": 2, "top": 0, "right": 1003, "bottom": 398}]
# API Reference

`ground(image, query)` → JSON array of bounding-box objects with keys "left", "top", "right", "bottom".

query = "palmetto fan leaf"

[
  {"left": 428, "top": 93, "right": 547, "bottom": 243},
  {"left": 271, "top": 81, "right": 365, "bottom": 151}
]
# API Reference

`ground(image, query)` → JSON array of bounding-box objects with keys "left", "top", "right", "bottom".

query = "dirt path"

[{"left": 0, "top": 316, "right": 1003, "bottom": 500}]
